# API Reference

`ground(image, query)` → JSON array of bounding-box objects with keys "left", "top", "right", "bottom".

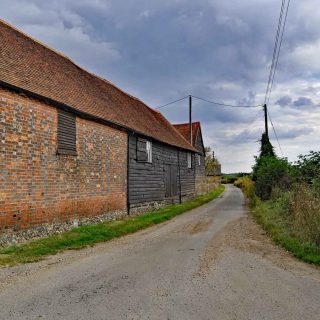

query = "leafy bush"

[
  {"left": 221, "top": 176, "right": 238, "bottom": 184},
  {"left": 293, "top": 151, "right": 320, "bottom": 193},
  {"left": 234, "top": 176, "right": 251, "bottom": 194},
  {"left": 234, "top": 176, "right": 257, "bottom": 205},
  {"left": 237, "top": 145, "right": 320, "bottom": 263},
  {"left": 253, "top": 156, "right": 291, "bottom": 200}
]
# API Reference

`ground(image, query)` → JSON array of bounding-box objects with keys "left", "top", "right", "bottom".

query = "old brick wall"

[
  {"left": 195, "top": 176, "right": 221, "bottom": 195},
  {"left": 0, "top": 87, "right": 127, "bottom": 233}
]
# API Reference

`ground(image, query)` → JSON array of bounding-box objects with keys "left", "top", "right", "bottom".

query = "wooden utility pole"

[
  {"left": 189, "top": 95, "right": 192, "bottom": 144},
  {"left": 263, "top": 104, "right": 269, "bottom": 138}
]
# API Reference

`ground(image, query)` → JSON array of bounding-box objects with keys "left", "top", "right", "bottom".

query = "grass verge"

[
  {"left": 0, "top": 185, "right": 225, "bottom": 267},
  {"left": 249, "top": 194, "right": 320, "bottom": 266},
  {"left": 235, "top": 177, "right": 320, "bottom": 265}
]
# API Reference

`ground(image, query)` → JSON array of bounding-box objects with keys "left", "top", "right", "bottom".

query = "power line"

[
  {"left": 155, "top": 96, "right": 189, "bottom": 109},
  {"left": 262, "top": 0, "right": 290, "bottom": 157},
  {"left": 155, "top": 95, "right": 261, "bottom": 110},
  {"left": 264, "top": 0, "right": 286, "bottom": 104},
  {"left": 267, "top": 109, "right": 284, "bottom": 157},
  {"left": 191, "top": 95, "right": 261, "bottom": 108},
  {"left": 266, "top": 0, "right": 291, "bottom": 105},
  {"left": 223, "top": 109, "right": 263, "bottom": 148}
]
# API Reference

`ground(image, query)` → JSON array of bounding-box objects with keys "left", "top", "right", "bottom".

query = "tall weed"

[
  {"left": 290, "top": 184, "right": 320, "bottom": 245},
  {"left": 234, "top": 176, "right": 258, "bottom": 206}
]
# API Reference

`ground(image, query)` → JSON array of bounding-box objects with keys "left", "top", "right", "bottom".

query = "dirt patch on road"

[
  {"left": 198, "top": 225, "right": 226, "bottom": 273},
  {"left": 186, "top": 217, "right": 213, "bottom": 235},
  {"left": 199, "top": 215, "right": 320, "bottom": 278}
]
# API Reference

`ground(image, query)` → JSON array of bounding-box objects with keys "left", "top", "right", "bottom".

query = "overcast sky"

[{"left": 1, "top": 0, "right": 319, "bottom": 172}]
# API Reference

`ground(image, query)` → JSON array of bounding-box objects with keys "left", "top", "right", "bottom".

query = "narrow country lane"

[{"left": 0, "top": 185, "right": 319, "bottom": 320}]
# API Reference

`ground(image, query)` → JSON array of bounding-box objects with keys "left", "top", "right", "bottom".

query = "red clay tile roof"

[
  {"left": 173, "top": 122, "right": 200, "bottom": 147},
  {"left": 0, "top": 19, "right": 195, "bottom": 152}
]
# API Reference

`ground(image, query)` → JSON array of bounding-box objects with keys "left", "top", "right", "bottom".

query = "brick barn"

[{"left": 0, "top": 19, "right": 196, "bottom": 239}]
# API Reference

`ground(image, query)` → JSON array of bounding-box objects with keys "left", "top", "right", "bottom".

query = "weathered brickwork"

[
  {"left": 0, "top": 87, "right": 127, "bottom": 233},
  {"left": 195, "top": 176, "right": 221, "bottom": 195}
]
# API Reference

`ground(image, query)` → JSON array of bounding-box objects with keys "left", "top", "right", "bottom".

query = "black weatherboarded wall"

[
  {"left": 194, "top": 126, "right": 206, "bottom": 178},
  {"left": 128, "top": 134, "right": 195, "bottom": 212}
]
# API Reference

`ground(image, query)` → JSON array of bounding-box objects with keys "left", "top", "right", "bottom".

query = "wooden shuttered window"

[
  {"left": 137, "top": 137, "right": 147, "bottom": 162},
  {"left": 137, "top": 137, "right": 152, "bottom": 163},
  {"left": 57, "top": 110, "right": 77, "bottom": 155}
]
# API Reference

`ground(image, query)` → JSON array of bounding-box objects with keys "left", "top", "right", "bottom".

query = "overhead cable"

[
  {"left": 223, "top": 110, "right": 263, "bottom": 148},
  {"left": 191, "top": 95, "right": 261, "bottom": 108},
  {"left": 267, "top": 109, "right": 284, "bottom": 157},
  {"left": 264, "top": 0, "right": 286, "bottom": 104},
  {"left": 155, "top": 96, "right": 189, "bottom": 109},
  {"left": 266, "top": 0, "right": 291, "bottom": 105},
  {"left": 155, "top": 95, "right": 261, "bottom": 110}
]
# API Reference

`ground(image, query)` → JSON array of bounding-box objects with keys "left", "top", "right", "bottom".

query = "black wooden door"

[{"left": 164, "top": 164, "right": 178, "bottom": 197}]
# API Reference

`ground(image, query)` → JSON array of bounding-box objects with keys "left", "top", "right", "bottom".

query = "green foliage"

[
  {"left": 251, "top": 195, "right": 320, "bottom": 265},
  {"left": 0, "top": 185, "right": 225, "bottom": 267},
  {"left": 253, "top": 156, "right": 291, "bottom": 200},
  {"left": 252, "top": 132, "right": 293, "bottom": 200},
  {"left": 295, "top": 151, "right": 320, "bottom": 180},
  {"left": 259, "top": 133, "right": 275, "bottom": 157},
  {"left": 236, "top": 176, "right": 320, "bottom": 264},
  {"left": 221, "top": 172, "right": 250, "bottom": 184},
  {"left": 221, "top": 175, "right": 238, "bottom": 184},
  {"left": 204, "top": 146, "right": 220, "bottom": 175},
  {"left": 290, "top": 184, "right": 320, "bottom": 245},
  {"left": 234, "top": 176, "right": 257, "bottom": 206},
  {"left": 252, "top": 133, "right": 276, "bottom": 182},
  {"left": 237, "top": 144, "right": 320, "bottom": 264},
  {"left": 293, "top": 151, "right": 320, "bottom": 193}
]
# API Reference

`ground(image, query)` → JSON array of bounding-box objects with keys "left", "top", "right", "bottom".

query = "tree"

[
  {"left": 294, "top": 151, "right": 320, "bottom": 193},
  {"left": 254, "top": 156, "right": 291, "bottom": 200},
  {"left": 259, "top": 133, "right": 275, "bottom": 157},
  {"left": 205, "top": 146, "right": 220, "bottom": 175},
  {"left": 252, "top": 133, "right": 291, "bottom": 200},
  {"left": 252, "top": 133, "right": 276, "bottom": 181}
]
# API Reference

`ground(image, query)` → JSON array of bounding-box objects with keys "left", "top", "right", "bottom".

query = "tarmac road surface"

[{"left": 0, "top": 185, "right": 319, "bottom": 320}]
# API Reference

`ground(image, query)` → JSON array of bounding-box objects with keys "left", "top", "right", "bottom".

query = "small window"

[
  {"left": 146, "top": 140, "right": 152, "bottom": 163},
  {"left": 187, "top": 152, "right": 192, "bottom": 168},
  {"left": 57, "top": 110, "right": 77, "bottom": 155},
  {"left": 137, "top": 137, "right": 152, "bottom": 163},
  {"left": 197, "top": 154, "right": 201, "bottom": 166}
]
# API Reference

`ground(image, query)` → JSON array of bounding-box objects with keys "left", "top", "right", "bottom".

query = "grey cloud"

[
  {"left": 277, "top": 127, "right": 314, "bottom": 139},
  {"left": 228, "top": 129, "right": 262, "bottom": 144},
  {"left": 293, "top": 97, "right": 314, "bottom": 107},
  {"left": 276, "top": 96, "right": 292, "bottom": 106},
  {"left": 214, "top": 125, "right": 314, "bottom": 152},
  {"left": 1, "top": 0, "right": 320, "bottom": 172}
]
